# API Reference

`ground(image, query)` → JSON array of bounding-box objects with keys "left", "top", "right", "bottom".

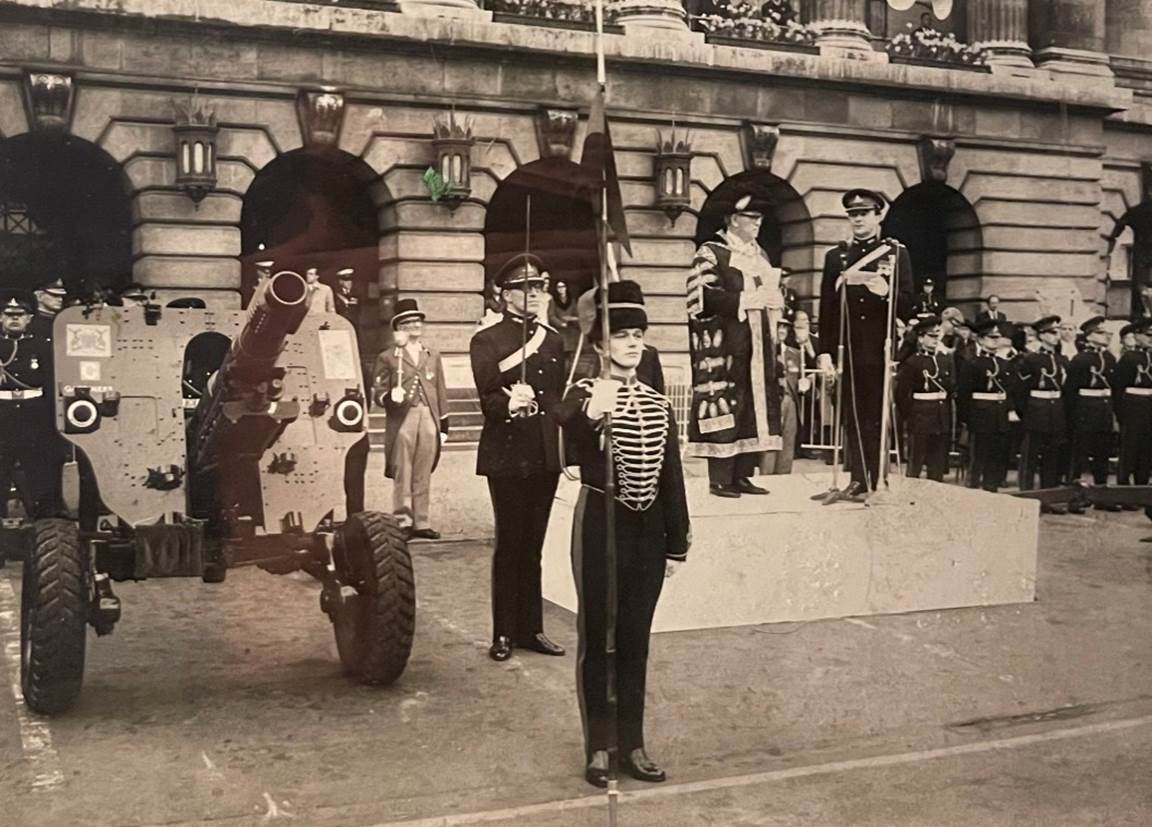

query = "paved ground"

[{"left": 2, "top": 485, "right": 1152, "bottom": 825}]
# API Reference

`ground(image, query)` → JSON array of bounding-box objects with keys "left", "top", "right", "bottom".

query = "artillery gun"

[{"left": 20, "top": 271, "right": 414, "bottom": 714}]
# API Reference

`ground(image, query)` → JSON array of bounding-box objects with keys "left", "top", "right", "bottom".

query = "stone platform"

[{"left": 541, "top": 472, "right": 1039, "bottom": 633}]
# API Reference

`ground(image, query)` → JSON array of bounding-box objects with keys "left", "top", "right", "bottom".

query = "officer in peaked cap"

[
  {"left": 0, "top": 296, "right": 61, "bottom": 521},
  {"left": 1065, "top": 316, "right": 1118, "bottom": 506},
  {"left": 1016, "top": 315, "right": 1070, "bottom": 509},
  {"left": 1115, "top": 317, "right": 1152, "bottom": 493},
  {"left": 470, "top": 251, "right": 567, "bottom": 662},
  {"left": 250, "top": 260, "right": 276, "bottom": 308},
  {"left": 334, "top": 267, "right": 360, "bottom": 324},
  {"left": 957, "top": 318, "right": 1017, "bottom": 492},
  {"left": 816, "top": 186, "right": 914, "bottom": 502}
]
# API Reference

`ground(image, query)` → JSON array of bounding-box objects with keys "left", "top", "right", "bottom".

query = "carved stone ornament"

[
  {"left": 918, "top": 135, "right": 956, "bottom": 185},
  {"left": 22, "top": 70, "right": 74, "bottom": 132},
  {"left": 535, "top": 108, "right": 579, "bottom": 160},
  {"left": 295, "top": 88, "right": 345, "bottom": 148},
  {"left": 742, "top": 122, "right": 780, "bottom": 171}
]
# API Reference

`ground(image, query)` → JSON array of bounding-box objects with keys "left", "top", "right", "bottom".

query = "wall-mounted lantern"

[
  {"left": 654, "top": 129, "right": 693, "bottom": 224},
  {"left": 430, "top": 112, "right": 474, "bottom": 209},
  {"left": 171, "top": 98, "right": 219, "bottom": 205}
]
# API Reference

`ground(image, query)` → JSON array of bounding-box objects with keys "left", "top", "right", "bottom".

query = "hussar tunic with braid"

[{"left": 556, "top": 376, "right": 690, "bottom": 760}]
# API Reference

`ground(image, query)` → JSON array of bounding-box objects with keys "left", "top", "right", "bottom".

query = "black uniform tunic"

[
  {"left": 556, "top": 377, "right": 689, "bottom": 759},
  {"left": 0, "top": 330, "right": 59, "bottom": 518},
  {"left": 957, "top": 347, "right": 1016, "bottom": 492},
  {"left": 1113, "top": 346, "right": 1152, "bottom": 486},
  {"left": 818, "top": 236, "right": 914, "bottom": 489},
  {"left": 896, "top": 349, "right": 955, "bottom": 481},
  {"left": 469, "top": 312, "right": 565, "bottom": 643},
  {"left": 1065, "top": 345, "right": 1116, "bottom": 485},
  {"left": 1015, "top": 348, "right": 1069, "bottom": 490}
]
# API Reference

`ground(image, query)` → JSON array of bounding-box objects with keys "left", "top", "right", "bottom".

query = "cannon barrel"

[{"left": 189, "top": 270, "right": 309, "bottom": 471}]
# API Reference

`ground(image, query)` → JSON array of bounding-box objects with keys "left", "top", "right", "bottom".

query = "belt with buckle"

[
  {"left": 1030, "top": 390, "right": 1061, "bottom": 400},
  {"left": 0, "top": 388, "right": 43, "bottom": 400},
  {"left": 1125, "top": 387, "right": 1152, "bottom": 397},
  {"left": 912, "top": 391, "right": 947, "bottom": 401},
  {"left": 1077, "top": 388, "right": 1110, "bottom": 398},
  {"left": 971, "top": 392, "right": 1006, "bottom": 401}
]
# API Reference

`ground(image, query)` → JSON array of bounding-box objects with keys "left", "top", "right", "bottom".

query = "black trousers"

[
  {"left": 1073, "top": 430, "right": 1112, "bottom": 485},
  {"left": 707, "top": 453, "right": 760, "bottom": 485},
  {"left": 487, "top": 473, "right": 560, "bottom": 641},
  {"left": 907, "top": 432, "right": 948, "bottom": 481},
  {"left": 1019, "top": 431, "right": 1065, "bottom": 490},
  {"left": 1118, "top": 422, "right": 1152, "bottom": 486},
  {"left": 572, "top": 487, "right": 666, "bottom": 758},
  {"left": 843, "top": 368, "right": 884, "bottom": 490},
  {"left": 0, "top": 403, "right": 64, "bottom": 519},
  {"left": 968, "top": 432, "right": 1010, "bottom": 492}
]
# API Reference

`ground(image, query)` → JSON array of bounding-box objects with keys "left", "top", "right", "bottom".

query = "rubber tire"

[
  {"left": 332, "top": 512, "right": 415, "bottom": 686},
  {"left": 21, "top": 518, "right": 88, "bottom": 715}
]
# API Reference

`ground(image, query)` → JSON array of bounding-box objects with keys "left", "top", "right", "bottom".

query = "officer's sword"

[{"left": 521, "top": 194, "right": 532, "bottom": 387}]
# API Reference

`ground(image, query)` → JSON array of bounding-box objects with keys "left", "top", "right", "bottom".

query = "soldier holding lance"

[{"left": 817, "top": 189, "right": 914, "bottom": 503}]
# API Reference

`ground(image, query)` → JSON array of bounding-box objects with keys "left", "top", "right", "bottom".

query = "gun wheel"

[
  {"left": 21, "top": 518, "right": 89, "bottom": 715},
  {"left": 331, "top": 512, "right": 415, "bottom": 686}
]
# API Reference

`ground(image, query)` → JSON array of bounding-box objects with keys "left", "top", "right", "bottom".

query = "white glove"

[
  {"left": 393, "top": 330, "right": 410, "bottom": 346},
  {"left": 798, "top": 376, "right": 812, "bottom": 394},
  {"left": 665, "top": 560, "right": 682, "bottom": 579},
  {"left": 585, "top": 378, "right": 622, "bottom": 420},
  {"left": 1008, "top": 410, "right": 1020, "bottom": 423},
  {"left": 439, "top": 431, "right": 448, "bottom": 445},
  {"left": 506, "top": 382, "right": 535, "bottom": 413},
  {"left": 390, "top": 386, "right": 406, "bottom": 404},
  {"left": 818, "top": 353, "right": 835, "bottom": 378}
]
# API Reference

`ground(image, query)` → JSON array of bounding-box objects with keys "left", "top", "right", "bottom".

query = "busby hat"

[
  {"left": 2, "top": 296, "right": 33, "bottom": 316},
  {"left": 1079, "top": 315, "right": 1107, "bottom": 335},
  {"left": 579, "top": 280, "right": 648, "bottom": 340},
  {"left": 391, "top": 298, "right": 425, "bottom": 330},
  {"left": 36, "top": 277, "right": 66, "bottom": 296},
  {"left": 1034, "top": 315, "right": 1061, "bottom": 334},
  {"left": 912, "top": 315, "right": 942, "bottom": 335},
  {"left": 495, "top": 253, "right": 547, "bottom": 289},
  {"left": 842, "top": 189, "right": 886, "bottom": 213}
]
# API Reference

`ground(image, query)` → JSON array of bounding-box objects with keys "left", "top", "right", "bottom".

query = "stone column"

[
  {"left": 802, "top": 0, "right": 876, "bottom": 59},
  {"left": 968, "top": 0, "right": 1032, "bottom": 69},
  {"left": 1029, "top": 0, "right": 1111, "bottom": 79},
  {"left": 613, "top": 0, "right": 691, "bottom": 34}
]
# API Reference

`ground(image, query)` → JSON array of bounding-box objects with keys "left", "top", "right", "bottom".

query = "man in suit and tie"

[
  {"left": 372, "top": 299, "right": 450, "bottom": 540},
  {"left": 975, "top": 294, "right": 1007, "bottom": 325},
  {"left": 470, "top": 254, "right": 567, "bottom": 662},
  {"left": 304, "top": 266, "right": 335, "bottom": 316}
]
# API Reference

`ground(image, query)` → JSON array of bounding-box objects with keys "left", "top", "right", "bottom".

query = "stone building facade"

[{"left": 1, "top": 0, "right": 1152, "bottom": 387}]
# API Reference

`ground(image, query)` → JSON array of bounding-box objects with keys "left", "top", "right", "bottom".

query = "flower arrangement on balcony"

[
  {"left": 693, "top": 0, "right": 817, "bottom": 47},
  {"left": 887, "top": 22, "right": 987, "bottom": 67},
  {"left": 485, "top": 0, "right": 617, "bottom": 25}
]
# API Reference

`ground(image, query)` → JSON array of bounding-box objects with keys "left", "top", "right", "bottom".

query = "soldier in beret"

[
  {"left": 817, "top": 189, "right": 914, "bottom": 501},
  {"left": 1015, "top": 315, "right": 1070, "bottom": 511},
  {"left": 470, "top": 253, "right": 567, "bottom": 663},
  {"left": 1114, "top": 318, "right": 1152, "bottom": 495},
  {"left": 896, "top": 316, "right": 955, "bottom": 482}
]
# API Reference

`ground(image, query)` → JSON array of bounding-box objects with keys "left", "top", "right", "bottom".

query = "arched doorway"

[
  {"left": 240, "top": 147, "right": 380, "bottom": 347},
  {"left": 0, "top": 132, "right": 132, "bottom": 298},
  {"left": 483, "top": 158, "right": 599, "bottom": 299},
  {"left": 883, "top": 183, "right": 981, "bottom": 303},
  {"left": 1107, "top": 204, "right": 1152, "bottom": 318},
  {"left": 694, "top": 171, "right": 815, "bottom": 302}
]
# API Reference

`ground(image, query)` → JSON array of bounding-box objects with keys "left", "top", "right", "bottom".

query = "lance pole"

[
  {"left": 594, "top": 1, "right": 620, "bottom": 824},
  {"left": 876, "top": 242, "right": 900, "bottom": 490},
  {"left": 521, "top": 194, "right": 532, "bottom": 387}
]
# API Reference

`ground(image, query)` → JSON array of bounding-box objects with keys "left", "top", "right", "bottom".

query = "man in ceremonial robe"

[{"left": 686, "top": 193, "right": 783, "bottom": 498}]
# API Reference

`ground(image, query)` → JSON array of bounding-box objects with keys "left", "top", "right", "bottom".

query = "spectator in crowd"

[{"left": 304, "top": 266, "right": 335, "bottom": 316}]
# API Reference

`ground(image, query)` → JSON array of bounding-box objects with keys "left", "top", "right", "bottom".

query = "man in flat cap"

[
  {"left": 1015, "top": 315, "right": 1070, "bottom": 511},
  {"left": 895, "top": 315, "right": 955, "bottom": 482},
  {"left": 957, "top": 318, "right": 1018, "bottom": 492},
  {"left": 1114, "top": 317, "right": 1152, "bottom": 494},
  {"left": 334, "top": 268, "right": 360, "bottom": 326},
  {"left": 373, "top": 299, "right": 449, "bottom": 540},
  {"left": 686, "top": 192, "right": 783, "bottom": 498},
  {"left": 817, "top": 189, "right": 913, "bottom": 502},
  {"left": 470, "top": 253, "right": 567, "bottom": 662},
  {"left": 1065, "top": 316, "right": 1119, "bottom": 508},
  {"left": 0, "top": 296, "right": 61, "bottom": 521}
]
